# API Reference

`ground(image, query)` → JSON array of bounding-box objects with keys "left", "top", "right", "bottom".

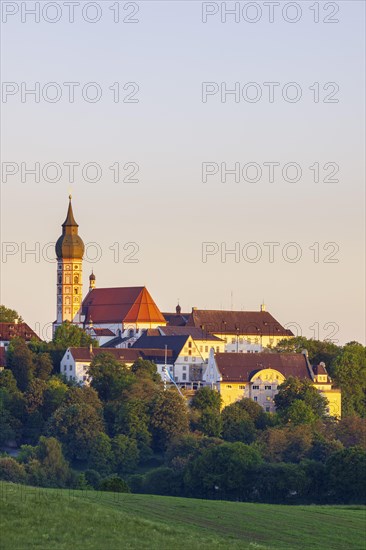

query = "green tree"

[
  {"left": 89, "top": 353, "right": 133, "bottom": 401},
  {"left": 190, "top": 387, "right": 222, "bottom": 437},
  {"left": 33, "top": 353, "right": 53, "bottom": 380},
  {"left": 42, "top": 377, "right": 68, "bottom": 417},
  {"left": 282, "top": 400, "right": 318, "bottom": 426},
  {"left": 0, "top": 457, "right": 26, "bottom": 483},
  {"left": 150, "top": 390, "right": 189, "bottom": 451},
  {"left": 36, "top": 436, "right": 71, "bottom": 487},
  {"left": 114, "top": 398, "right": 152, "bottom": 458},
  {"left": 87, "top": 432, "right": 113, "bottom": 475},
  {"left": 184, "top": 441, "right": 262, "bottom": 500},
  {"left": 191, "top": 387, "right": 221, "bottom": 412},
  {"left": 6, "top": 338, "right": 35, "bottom": 391},
  {"left": 112, "top": 434, "right": 139, "bottom": 473},
  {"left": 131, "top": 358, "right": 161, "bottom": 383},
  {"left": 222, "top": 402, "right": 257, "bottom": 443},
  {"left": 48, "top": 388, "right": 104, "bottom": 460},
  {"left": 99, "top": 475, "right": 130, "bottom": 493},
  {"left": 332, "top": 342, "right": 366, "bottom": 417},
  {"left": 0, "top": 305, "right": 23, "bottom": 323},
  {"left": 53, "top": 321, "right": 98, "bottom": 349},
  {"left": 335, "top": 416, "right": 366, "bottom": 449},
  {"left": 275, "top": 377, "right": 327, "bottom": 420},
  {"left": 326, "top": 447, "right": 366, "bottom": 503}
]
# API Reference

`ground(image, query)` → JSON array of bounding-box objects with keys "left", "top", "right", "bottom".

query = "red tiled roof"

[
  {"left": 215, "top": 353, "right": 313, "bottom": 382},
  {"left": 187, "top": 310, "right": 293, "bottom": 337},
  {"left": 82, "top": 287, "right": 166, "bottom": 325},
  {"left": 0, "top": 323, "right": 41, "bottom": 342},
  {"left": 313, "top": 363, "right": 328, "bottom": 375},
  {"left": 92, "top": 328, "right": 115, "bottom": 336}
]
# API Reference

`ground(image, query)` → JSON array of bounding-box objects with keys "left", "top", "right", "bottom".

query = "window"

[
  {"left": 254, "top": 396, "right": 258, "bottom": 402},
  {"left": 239, "top": 385, "right": 245, "bottom": 389},
  {"left": 216, "top": 347, "right": 220, "bottom": 353},
  {"left": 200, "top": 346, "right": 203, "bottom": 352},
  {"left": 205, "top": 346, "right": 208, "bottom": 353},
  {"left": 252, "top": 385, "right": 259, "bottom": 390},
  {"left": 265, "top": 385, "right": 272, "bottom": 390},
  {"left": 188, "top": 350, "right": 192, "bottom": 356},
  {"left": 192, "top": 357, "right": 196, "bottom": 362},
  {"left": 184, "top": 357, "right": 188, "bottom": 362},
  {"left": 239, "top": 338, "right": 243, "bottom": 344},
  {"left": 182, "top": 366, "right": 186, "bottom": 371},
  {"left": 188, "top": 341, "right": 192, "bottom": 348},
  {"left": 226, "top": 385, "right": 232, "bottom": 389},
  {"left": 231, "top": 338, "right": 236, "bottom": 344},
  {"left": 69, "top": 365, "right": 72, "bottom": 371},
  {"left": 266, "top": 407, "right": 270, "bottom": 412},
  {"left": 182, "top": 373, "right": 186, "bottom": 381}
]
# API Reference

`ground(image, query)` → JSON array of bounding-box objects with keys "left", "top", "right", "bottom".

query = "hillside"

[{"left": 0, "top": 483, "right": 365, "bottom": 549}]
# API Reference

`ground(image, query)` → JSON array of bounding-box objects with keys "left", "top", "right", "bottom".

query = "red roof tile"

[
  {"left": 0, "top": 323, "right": 41, "bottom": 342},
  {"left": 187, "top": 310, "right": 293, "bottom": 337},
  {"left": 69, "top": 346, "right": 172, "bottom": 364},
  {"left": 215, "top": 353, "right": 313, "bottom": 382},
  {"left": 82, "top": 287, "right": 165, "bottom": 325}
]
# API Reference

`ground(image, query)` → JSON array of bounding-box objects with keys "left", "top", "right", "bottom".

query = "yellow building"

[
  {"left": 186, "top": 305, "right": 294, "bottom": 351},
  {"left": 203, "top": 350, "right": 341, "bottom": 418}
]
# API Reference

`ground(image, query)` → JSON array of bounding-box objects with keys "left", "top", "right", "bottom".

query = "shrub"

[
  {"left": 99, "top": 475, "right": 130, "bottom": 493},
  {"left": 0, "top": 457, "right": 26, "bottom": 483}
]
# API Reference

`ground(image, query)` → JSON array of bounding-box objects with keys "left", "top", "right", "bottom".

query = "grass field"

[{"left": 0, "top": 482, "right": 365, "bottom": 550}]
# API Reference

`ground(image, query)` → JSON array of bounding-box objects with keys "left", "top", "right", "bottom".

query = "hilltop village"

[{"left": 1, "top": 197, "right": 341, "bottom": 417}]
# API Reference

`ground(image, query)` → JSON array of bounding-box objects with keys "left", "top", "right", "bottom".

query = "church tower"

[{"left": 54, "top": 196, "right": 85, "bottom": 328}]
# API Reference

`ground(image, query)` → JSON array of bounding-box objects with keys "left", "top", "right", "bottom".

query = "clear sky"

[{"left": 1, "top": 0, "right": 365, "bottom": 344}]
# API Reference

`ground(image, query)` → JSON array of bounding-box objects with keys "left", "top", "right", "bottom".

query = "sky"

[{"left": 1, "top": 0, "right": 365, "bottom": 345}]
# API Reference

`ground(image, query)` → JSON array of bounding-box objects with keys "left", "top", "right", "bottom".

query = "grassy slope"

[{"left": 0, "top": 483, "right": 365, "bottom": 550}]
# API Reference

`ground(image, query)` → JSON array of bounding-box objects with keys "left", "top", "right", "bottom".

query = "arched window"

[
  {"left": 74, "top": 288, "right": 78, "bottom": 294},
  {"left": 74, "top": 275, "right": 79, "bottom": 284}
]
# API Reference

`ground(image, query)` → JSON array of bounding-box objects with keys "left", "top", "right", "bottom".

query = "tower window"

[{"left": 74, "top": 276, "right": 79, "bottom": 284}]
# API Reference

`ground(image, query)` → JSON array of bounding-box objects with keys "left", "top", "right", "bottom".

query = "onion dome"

[
  {"left": 55, "top": 195, "right": 85, "bottom": 259},
  {"left": 89, "top": 271, "right": 96, "bottom": 281}
]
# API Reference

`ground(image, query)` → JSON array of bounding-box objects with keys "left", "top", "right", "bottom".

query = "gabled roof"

[
  {"left": 162, "top": 312, "right": 190, "bottom": 327},
  {"left": 187, "top": 309, "right": 293, "bottom": 337},
  {"left": 0, "top": 323, "right": 41, "bottom": 342},
  {"left": 215, "top": 353, "right": 313, "bottom": 382},
  {"left": 82, "top": 287, "right": 166, "bottom": 325},
  {"left": 158, "top": 326, "right": 223, "bottom": 341},
  {"left": 131, "top": 335, "right": 189, "bottom": 362}
]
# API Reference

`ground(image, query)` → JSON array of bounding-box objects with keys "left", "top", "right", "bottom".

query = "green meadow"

[{"left": 0, "top": 482, "right": 365, "bottom": 550}]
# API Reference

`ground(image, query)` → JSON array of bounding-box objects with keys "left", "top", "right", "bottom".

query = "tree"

[
  {"left": 274, "top": 337, "right": 341, "bottom": 370},
  {"left": 87, "top": 432, "right": 113, "bottom": 475},
  {"left": 150, "top": 390, "right": 189, "bottom": 451},
  {"left": 0, "top": 305, "right": 23, "bottom": 323},
  {"left": 332, "top": 342, "right": 366, "bottom": 417},
  {"left": 131, "top": 358, "right": 161, "bottom": 384},
  {"left": 6, "top": 338, "right": 35, "bottom": 391},
  {"left": 282, "top": 400, "right": 317, "bottom": 426},
  {"left": 184, "top": 441, "right": 262, "bottom": 500},
  {"left": 36, "top": 436, "right": 71, "bottom": 487},
  {"left": 48, "top": 388, "right": 104, "bottom": 460},
  {"left": 222, "top": 402, "right": 257, "bottom": 443},
  {"left": 89, "top": 353, "right": 133, "bottom": 401},
  {"left": 191, "top": 387, "right": 221, "bottom": 412},
  {"left": 114, "top": 398, "right": 152, "bottom": 458},
  {"left": 112, "top": 434, "right": 139, "bottom": 473},
  {"left": 275, "top": 377, "right": 327, "bottom": 420},
  {"left": 190, "top": 387, "right": 222, "bottom": 437},
  {"left": 0, "top": 457, "right": 26, "bottom": 483},
  {"left": 42, "top": 377, "right": 68, "bottom": 417},
  {"left": 25, "top": 379, "right": 47, "bottom": 414},
  {"left": 335, "top": 416, "right": 366, "bottom": 449},
  {"left": 33, "top": 353, "right": 53, "bottom": 380},
  {"left": 258, "top": 425, "right": 313, "bottom": 463},
  {"left": 326, "top": 447, "right": 366, "bottom": 503},
  {"left": 53, "top": 321, "right": 98, "bottom": 349},
  {"left": 99, "top": 475, "right": 130, "bottom": 493}
]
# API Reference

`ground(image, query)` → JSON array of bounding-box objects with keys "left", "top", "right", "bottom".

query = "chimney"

[{"left": 260, "top": 303, "right": 266, "bottom": 312}]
